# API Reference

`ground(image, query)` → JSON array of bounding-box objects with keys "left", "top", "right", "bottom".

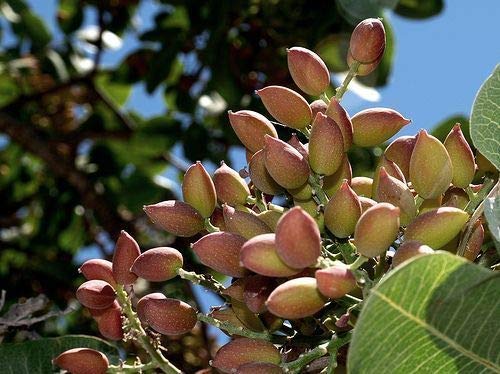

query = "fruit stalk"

[
  {"left": 204, "top": 217, "right": 220, "bottom": 233},
  {"left": 325, "top": 331, "right": 353, "bottom": 374},
  {"left": 282, "top": 342, "right": 329, "bottom": 374},
  {"left": 107, "top": 361, "right": 158, "bottom": 373},
  {"left": 334, "top": 61, "right": 360, "bottom": 100},
  {"left": 177, "top": 268, "right": 225, "bottom": 296}
]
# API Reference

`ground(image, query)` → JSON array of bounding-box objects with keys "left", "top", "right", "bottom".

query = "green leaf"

[
  {"left": 395, "top": 0, "right": 444, "bottom": 19},
  {"left": 0, "top": 335, "right": 119, "bottom": 373},
  {"left": 484, "top": 196, "right": 500, "bottom": 254},
  {"left": 0, "top": 74, "right": 20, "bottom": 106},
  {"left": 348, "top": 252, "right": 500, "bottom": 373},
  {"left": 337, "top": 0, "right": 399, "bottom": 24},
  {"left": 20, "top": 9, "right": 52, "bottom": 49},
  {"left": 95, "top": 73, "right": 132, "bottom": 107},
  {"left": 470, "top": 64, "right": 500, "bottom": 171},
  {"left": 57, "top": 0, "right": 84, "bottom": 34}
]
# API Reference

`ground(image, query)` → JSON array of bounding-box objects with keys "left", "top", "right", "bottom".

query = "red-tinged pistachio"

[
  {"left": 323, "top": 155, "right": 352, "bottom": 197},
  {"left": 211, "top": 207, "right": 227, "bottom": 231},
  {"left": 144, "top": 200, "right": 204, "bottom": 237},
  {"left": 76, "top": 280, "right": 115, "bottom": 310},
  {"left": 443, "top": 187, "right": 469, "bottom": 210},
  {"left": 214, "top": 162, "right": 251, "bottom": 206},
  {"left": 287, "top": 133, "right": 309, "bottom": 160},
  {"left": 315, "top": 264, "right": 357, "bottom": 299},
  {"left": 405, "top": 207, "right": 469, "bottom": 249},
  {"left": 248, "top": 150, "right": 283, "bottom": 195},
  {"left": 79, "top": 259, "right": 116, "bottom": 287},
  {"left": 385, "top": 135, "right": 416, "bottom": 180},
  {"left": 359, "top": 196, "right": 377, "bottom": 212},
  {"left": 96, "top": 305, "right": 123, "bottom": 341},
  {"left": 89, "top": 300, "right": 120, "bottom": 320},
  {"left": 192, "top": 232, "right": 247, "bottom": 277},
  {"left": 261, "top": 311, "right": 284, "bottom": 332},
  {"left": 351, "top": 176, "right": 373, "bottom": 198},
  {"left": 241, "top": 233, "right": 301, "bottom": 277},
  {"left": 222, "top": 278, "right": 246, "bottom": 302},
  {"left": 243, "top": 275, "right": 276, "bottom": 314},
  {"left": 53, "top": 348, "right": 109, "bottom": 374},
  {"left": 264, "top": 135, "right": 310, "bottom": 189},
  {"left": 464, "top": 220, "right": 484, "bottom": 261},
  {"left": 266, "top": 277, "right": 326, "bottom": 319},
  {"left": 347, "top": 48, "right": 382, "bottom": 76},
  {"left": 237, "top": 362, "right": 283, "bottom": 374},
  {"left": 130, "top": 247, "right": 183, "bottom": 282},
  {"left": 439, "top": 234, "right": 460, "bottom": 254},
  {"left": 392, "top": 240, "right": 434, "bottom": 267},
  {"left": 288, "top": 182, "right": 313, "bottom": 200},
  {"left": 212, "top": 338, "right": 281, "bottom": 373},
  {"left": 352, "top": 108, "right": 411, "bottom": 147},
  {"left": 287, "top": 47, "right": 330, "bottom": 96},
  {"left": 375, "top": 167, "right": 416, "bottom": 226},
  {"left": 257, "top": 210, "right": 283, "bottom": 231},
  {"left": 324, "top": 180, "right": 362, "bottom": 238},
  {"left": 210, "top": 308, "right": 249, "bottom": 333},
  {"left": 444, "top": 124, "right": 476, "bottom": 188},
  {"left": 223, "top": 204, "right": 271, "bottom": 239},
  {"left": 325, "top": 97, "right": 353, "bottom": 150},
  {"left": 349, "top": 18, "right": 386, "bottom": 63},
  {"left": 409, "top": 130, "right": 453, "bottom": 199},
  {"left": 182, "top": 162, "right": 217, "bottom": 218},
  {"left": 292, "top": 199, "right": 325, "bottom": 232},
  {"left": 137, "top": 293, "right": 197, "bottom": 335},
  {"left": 372, "top": 156, "right": 406, "bottom": 198},
  {"left": 275, "top": 207, "right": 322, "bottom": 268},
  {"left": 246, "top": 149, "right": 254, "bottom": 164},
  {"left": 112, "top": 230, "right": 141, "bottom": 285},
  {"left": 309, "top": 112, "right": 345, "bottom": 175},
  {"left": 228, "top": 110, "right": 278, "bottom": 153},
  {"left": 354, "top": 203, "right": 400, "bottom": 258},
  {"left": 419, "top": 196, "right": 443, "bottom": 215},
  {"left": 310, "top": 99, "right": 327, "bottom": 118},
  {"left": 232, "top": 299, "right": 267, "bottom": 332},
  {"left": 256, "top": 86, "right": 312, "bottom": 129}
]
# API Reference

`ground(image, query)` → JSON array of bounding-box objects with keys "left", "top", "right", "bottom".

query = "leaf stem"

[{"left": 334, "top": 62, "right": 360, "bottom": 101}]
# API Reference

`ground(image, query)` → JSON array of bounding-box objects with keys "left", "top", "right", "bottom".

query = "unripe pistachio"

[
  {"left": 241, "top": 233, "right": 301, "bottom": 277},
  {"left": 236, "top": 362, "right": 283, "bottom": 374},
  {"left": 443, "top": 187, "right": 469, "bottom": 210},
  {"left": 324, "top": 180, "right": 362, "bottom": 238},
  {"left": 464, "top": 220, "right": 484, "bottom": 261},
  {"left": 287, "top": 133, "right": 309, "bottom": 160},
  {"left": 372, "top": 156, "right": 406, "bottom": 198},
  {"left": 248, "top": 150, "right": 283, "bottom": 195},
  {"left": 419, "top": 196, "right": 443, "bottom": 215},
  {"left": 214, "top": 162, "right": 251, "bottom": 206},
  {"left": 315, "top": 264, "right": 357, "bottom": 299},
  {"left": 275, "top": 207, "right": 322, "bottom": 268},
  {"left": 444, "top": 124, "right": 476, "bottom": 188},
  {"left": 89, "top": 300, "right": 120, "bottom": 320},
  {"left": 96, "top": 305, "right": 123, "bottom": 341},
  {"left": 287, "top": 47, "right": 330, "bottom": 96},
  {"left": 405, "top": 207, "right": 469, "bottom": 249},
  {"left": 353, "top": 203, "right": 400, "bottom": 258},
  {"left": 352, "top": 108, "right": 411, "bottom": 147},
  {"left": 476, "top": 151, "right": 498, "bottom": 175},
  {"left": 137, "top": 293, "right": 197, "bottom": 335},
  {"left": 243, "top": 275, "right": 275, "bottom": 314},
  {"left": 351, "top": 176, "right": 373, "bottom": 198},
  {"left": 182, "top": 162, "right": 217, "bottom": 218},
  {"left": 130, "top": 247, "right": 183, "bottom": 282},
  {"left": 264, "top": 135, "right": 310, "bottom": 189},
  {"left": 409, "top": 130, "right": 453, "bottom": 199},
  {"left": 288, "top": 182, "right": 313, "bottom": 200},
  {"left": 266, "top": 277, "right": 326, "bottom": 319},
  {"left": 309, "top": 112, "right": 345, "bottom": 175},
  {"left": 392, "top": 240, "right": 434, "bottom": 267},
  {"left": 192, "top": 232, "right": 248, "bottom": 277},
  {"left": 76, "top": 280, "right": 116, "bottom": 310},
  {"left": 79, "top": 259, "right": 116, "bottom": 288},
  {"left": 228, "top": 110, "right": 278, "bottom": 153},
  {"left": 53, "top": 348, "right": 109, "bottom": 374},
  {"left": 310, "top": 99, "right": 327, "bottom": 118},
  {"left": 375, "top": 167, "right": 416, "bottom": 226},
  {"left": 210, "top": 207, "right": 227, "bottom": 231},
  {"left": 384, "top": 135, "right": 416, "bottom": 180},
  {"left": 112, "top": 230, "right": 141, "bottom": 285},
  {"left": 323, "top": 155, "right": 352, "bottom": 197},
  {"left": 144, "top": 200, "right": 204, "bottom": 237},
  {"left": 212, "top": 338, "right": 281, "bottom": 373},
  {"left": 256, "top": 86, "right": 312, "bottom": 129},
  {"left": 359, "top": 196, "right": 377, "bottom": 212},
  {"left": 223, "top": 204, "right": 271, "bottom": 239},
  {"left": 257, "top": 210, "right": 282, "bottom": 231},
  {"left": 349, "top": 18, "right": 386, "bottom": 63},
  {"left": 325, "top": 97, "right": 353, "bottom": 150},
  {"left": 347, "top": 48, "right": 382, "bottom": 76}
]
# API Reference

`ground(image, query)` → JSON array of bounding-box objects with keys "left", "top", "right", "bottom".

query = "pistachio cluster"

[{"left": 54, "top": 18, "right": 496, "bottom": 374}]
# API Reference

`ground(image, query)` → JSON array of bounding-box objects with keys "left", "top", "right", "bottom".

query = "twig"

[{"left": 177, "top": 268, "right": 225, "bottom": 296}]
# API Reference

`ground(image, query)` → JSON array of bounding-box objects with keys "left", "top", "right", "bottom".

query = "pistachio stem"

[
  {"left": 299, "top": 127, "right": 312, "bottom": 139},
  {"left": 465, "top": 178, "right": 496, "bottom": 214},
  {"left": 465, "top": 185, "right": 476, "bottom": 202},
  {"left": 309, "top": 174, "right": 329, "bottom": 205},
  {"left": 177, "top": 268, "right": 226, "bottom": 296},
  {"left": 268, "top": 203, "right": 286, "bottom": 213},
  {"left": 325, "top": 331, "right": 353, "bottom": 374},
  {"left": 283, "top": 342, "right": 329, "bottom": 373},
  {"left": 204, "top": 217, "right": 220, "bottom": 233},
  {"left": 334, "top": 61, "right": 360, "bottom": 101},
  {"left": 115, "top": 286, "right": 181, "bottom": 374},
  {"left": 414, "top": 195, "right": 424, "bottom": 211},
  {"left": 320, "top": 92, "right": 331, "bottom": 105},
  {"left": 348, "top": 255, "right": 369, "bottom": 270},
  {"left": 107, "top": 361, "right": 158, "bottom": 373},
  {"left": 254, "top": 189, "right": 268, "bottom": 212}
]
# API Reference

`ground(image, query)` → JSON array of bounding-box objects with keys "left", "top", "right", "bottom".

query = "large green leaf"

[
  {"left": 95, "top": 73, "right": 132, "bottom": 107},
  {"left": 348, "top": 252, "right": 500, "bottom": 373},
  {"left": 395, "top": 0, "right": 443, "bottom": 19},
  {"left": 470, "top": 65, "right": 500, "bottom": 171},
  {"left": 337, "top": 0, "right": 399, "bottom": 23},
  {"left": 484, "top": 195, "right": 500, "bottom": 254},
  {"left": 0, "top": 335, "right": 119, "bottom": 373}
]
